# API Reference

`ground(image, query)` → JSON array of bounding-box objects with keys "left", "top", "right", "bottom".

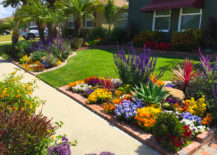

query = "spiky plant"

[{"left": 131, "top": 81, "right": 169, "bottom": 105}]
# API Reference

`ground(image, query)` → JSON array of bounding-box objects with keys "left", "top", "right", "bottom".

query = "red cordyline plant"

[
  {"left": 100, "top": 78, "right": 115, "bottom": 91},
  {"left": 171, "top": 59, "right": 197, "bottom": 93}
]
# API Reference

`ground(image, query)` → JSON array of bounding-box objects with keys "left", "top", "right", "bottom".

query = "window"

[
  {"left": 85, "top": 16, "right": 93, "bottom": 29},
  {"left": 153, "top": 10, "right": 171, "bottom": 32},
  {"left": 68, "top": 18, "right": 74, "bottom": 29},
  {"left": 178, "top": 8, "right": 202, "bottom": 31}
]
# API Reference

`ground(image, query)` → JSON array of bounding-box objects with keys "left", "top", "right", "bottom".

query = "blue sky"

[{"left": 0, "top": 0, "right": 15, "bottom": 19}]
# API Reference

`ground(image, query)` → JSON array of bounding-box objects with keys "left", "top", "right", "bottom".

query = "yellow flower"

[{"left": 51, "top": 135, "right": 55, "bottom": 139}]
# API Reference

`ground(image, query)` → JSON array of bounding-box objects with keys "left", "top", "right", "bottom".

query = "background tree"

[
  {"left": 104, "top": 0, "right": 125, "bottom": 37},
  {"left": 63, "top": 0, "right": 102, "bottom": 37},
  {"left": 1, "top": 0, "right": 28, "bottom": 7},
  {"left": 17, "top": 0, "right": 48, "bottom": 42}
]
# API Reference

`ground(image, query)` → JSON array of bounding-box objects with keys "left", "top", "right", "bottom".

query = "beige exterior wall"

[{"left": 114, "top": 0, "right": 128, "bottom": 7}]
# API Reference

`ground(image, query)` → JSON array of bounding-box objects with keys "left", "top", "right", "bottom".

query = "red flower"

[
  {"left": 173, "top": 136, "right": 178, "bottom": 141},
  {"left": 174, "top": 142, "right": 181, "bottom": 148}
]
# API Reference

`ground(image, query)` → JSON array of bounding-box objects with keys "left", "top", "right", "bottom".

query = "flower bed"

[{"left": 59, "top": 46, "right": 217, "bottom": 154}]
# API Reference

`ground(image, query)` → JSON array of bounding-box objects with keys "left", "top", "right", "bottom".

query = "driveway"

[{"left": 0, "top": 57, "right": 159, "bottom": 155}]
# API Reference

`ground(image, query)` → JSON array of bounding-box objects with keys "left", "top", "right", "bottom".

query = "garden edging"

[{"left": 58, "top": 85, "right": 215, "bottom": 155}]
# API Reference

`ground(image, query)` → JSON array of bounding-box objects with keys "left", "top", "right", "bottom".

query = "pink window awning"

[{"left": 141, "top": 0, "right": 205, "bottom": 12}]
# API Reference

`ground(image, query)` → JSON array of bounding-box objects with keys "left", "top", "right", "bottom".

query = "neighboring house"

[
  {"left": 128, "top": 0, "right": 215, "bottom": 34},
  {"left": 67, "top": 0, "right": 129, "bottom": 30}
]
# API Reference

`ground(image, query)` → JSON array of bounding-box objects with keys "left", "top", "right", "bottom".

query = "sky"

[{"left": 0, "top": 0, "right": 15, "bottom": 19}]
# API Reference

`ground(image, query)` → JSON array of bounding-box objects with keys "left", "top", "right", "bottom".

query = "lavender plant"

[{"left": 113, "top": 45, "right": 164, "bottom": 86}]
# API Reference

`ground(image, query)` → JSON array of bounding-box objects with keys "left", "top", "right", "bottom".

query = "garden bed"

[
  {"left": 58, "top": 85, "right": 215, "bottom": 155},
  {"left": 12, "top": 52, "right": 77, "bottom": 75}
]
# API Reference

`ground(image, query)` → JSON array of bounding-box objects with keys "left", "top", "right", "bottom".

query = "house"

[
  {"left": 128, "top": 0, "right": 216, "bottom": 34},
  {"left": 67, "top": 0, "right": 129, "bottom": 30}
]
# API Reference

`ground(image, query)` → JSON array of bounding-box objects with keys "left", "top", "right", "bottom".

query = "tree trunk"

[
  {"left": 47, "top": 0, "right": 56, "bottom": 40},
  {"left": 12, "top": 30, "right": 19, "bottom": 46},
  {"left": 108, "top": 24, "right": 111, "bottom": 39},
  {"left": 37, "top": 24, "right": 45, "bottom": 42},
  {"left": 74, "top": 19, "right": 81, "bottom": 38}
]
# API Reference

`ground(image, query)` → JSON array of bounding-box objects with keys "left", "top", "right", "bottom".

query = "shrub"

[
  {"left": 45, "top": 54, "right": 59, "bottom": 67},
  {"left": 15, "top": 40, "right": 32, "bottom": 58},
  {"left": 87, "top": 89, "right": 112, "bottom": 104},
  {"left": 171, "top": 29, "right": 202, "bottom": 51},
  {"left": 171, "top": 59, "right": 197, "bottom": 94},
  {"left": 202, "top": 17, "right": 217, "bottom": 49},
  {"left": 71, "top": 38, "right": 83, "bottom": 49},
  {"left": 19, "top": 55, "right": 31, "bottom": 64},
  {"left": 132, "top": 82, "right": 169, "bottom": 106},
  {"left": 87, "top": 26, "right": 109, "bottom": 41},
  {"left": 153, "top": 112, "right": 192, "bottom": 152},
  {"left": 0, "top": 104, "right": 55, "bottom": 154},
  {"left": 114, "top": 99, "right": 143, "bottom": 121},
  {"left": 113, "top": 46, "right": 165, "bottom": 86},
  {"left": 32, "top": 62, "right": 45, "bottom": 72},
  {"left": 110, "top": 27, "right": 127, "bottom": 44},
  {"left": 31, "top": 50, "right": 48, "bottom": 62},
  {"left": 134, "top": 105, "right": 161, "bottom": 131},
  {"left": 0, "top": 71, "right": 43, "bottom": 114},
  {"left": 133, "top": 30, "right": 163, "bottom": 48}
]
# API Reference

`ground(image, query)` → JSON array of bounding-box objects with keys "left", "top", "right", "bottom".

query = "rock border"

[
  {"left": 11, "top": 52, "right": 77, "bottom": 75},
  {"left": 58, "top": 85, "right": 215, "bottom": 155}
]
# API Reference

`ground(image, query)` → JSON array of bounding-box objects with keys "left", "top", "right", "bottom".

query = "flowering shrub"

[
  {"left": 153, "top": 112, "right": 192, "bottom": 152},
  {"left": 0, "top": 71, "right": 43, "bottom": 114},
  {"left": 135, "top": 105, "right": 161, "bottom": 131},
  {"left": 87, "top": 89, "right": 112, "bottom": 104},
  {"left": 181, "top": 96, "right": 206, "bottom": 117},
  {"left": 114, "top": 99, "right": 143, "bottom": 121},
  {"left": 32, "top": 62, "right": 45, "bottom": 72},
  {"left": 20, "top": 55, "right": 31, "bottom": 64},
  {"left": 113, "top": 46, "right": 165, "bottom": 86},
  {"left": 71, "top": 84, "right": 92, "bottom": 93},
  {"left": 68, "top": 81, "right": 84, "bottom": 89},
  {"left": 145, "top": 41, "right": 172, "bottom": 50},
  {"left": 103, "top": 99, "right": 121, "bottom": 113}
]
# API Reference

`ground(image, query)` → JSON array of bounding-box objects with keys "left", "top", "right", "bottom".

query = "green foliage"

[
  {"left": 171, "top": 29, "right": 203, "bottom": 52},
  {"left": 19, "top": 55, "right": 30, "bottom": 64},
  {"left": 45, "top": 54, "right": 59, "bottom": 67},
  {"left": 15, "top": 40, "right": 32, "bottom": 58},
  {"left": 71, "top": 37, "right": 83, "bottom": 49},
  {"left": 153, "top": 112, "right": 191, "bottom": 152},
  {"left": 0, "top": 71, "right": 44, "bottom": 114},
  {"left": 133, "top": 30, "right": 163, "bottom": 48},
  {"left": 110, "top": 27, "right": 127, "bottom": 44},
  {"left": 87, "top": 26, "right": 109, "bottom": 41},
  {"left": 117, "top": 84, "right": 133, "bottom": 94},
  {"left": 31, "top": 51, "right": 48, "bottom": 62},
  {"left": 51, "top": 41, "right": 70, "bottom": 61},
  {"left": 132, "top": 82, "right": 169, "bottom": 105}
]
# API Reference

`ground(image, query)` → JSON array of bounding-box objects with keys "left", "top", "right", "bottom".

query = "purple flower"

[{"left": 182, "top": 112, "right": 202, "bottom": 125}]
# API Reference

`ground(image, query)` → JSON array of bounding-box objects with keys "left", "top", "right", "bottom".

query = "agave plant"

[
  {"left": 171, "top": 59, "right": 197, "bottom": 93},
  {"left": 131, "top": 81, "right": 169, "bottom": 105}
]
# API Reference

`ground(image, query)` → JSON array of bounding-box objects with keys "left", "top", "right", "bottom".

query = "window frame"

[
  {"left": 178, "top": 8, "right": 203, "bottom": 32},
  {"left": 84, "top": 16, "right": 94, "bottom": 29},
  {"left": 152, "top": 10, "right": 171, "bottom": 32}
]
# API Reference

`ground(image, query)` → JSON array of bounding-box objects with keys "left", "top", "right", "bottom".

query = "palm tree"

[
  {"left": 63, "top": 0, "right": 102, "bottom": 37},
  {"left": 104, "top": 0, "right": 125, "bottom": 36},
  {"left": 16, "top": 0, "right": 48, "bottom": 42}
]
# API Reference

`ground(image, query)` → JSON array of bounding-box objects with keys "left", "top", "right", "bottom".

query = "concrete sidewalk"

[{"left": 0, "top": 57, "right": 159, "bottom": 155}]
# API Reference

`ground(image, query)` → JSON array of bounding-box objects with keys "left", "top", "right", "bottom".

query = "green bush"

[
  {"left": 51, "top": 41, "right": 70, "bottom": 61},
  {"left": 45, "top": 54, "right": 59, "bottom": 67},
  {"left": 71, "top": 38, "right": 83, "bottom": 49},
  {"left": 153, "top": 112, "right": 191, "bottom": 152},
  {"left": 111, "top": 27, "right": 127, "bottom": 44},
  {"left": 87, "top": 26, "right": 109, "bottom": 41},
  {"left": 30, "top": 51, "right": 48, "bottom": 62},
  {"left": 171, "top": 29, "right": 203, "bottom": 52},
  {"left": 15, "top": 40, "right": 32, "bottom": 58},
  {"left": 133, "top": 30, "right": 163, "bottom": 48}
]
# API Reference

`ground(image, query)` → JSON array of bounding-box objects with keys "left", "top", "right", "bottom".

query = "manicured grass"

[
  {"left": 37, "top": 49, "right": 200, "bottom": 88},
  {"left": 0, "top": 35, "right": 24, "bottom": 42}
]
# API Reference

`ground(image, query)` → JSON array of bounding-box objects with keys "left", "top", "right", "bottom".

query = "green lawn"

[
  {"left": 0, "top": 35, "right": 24, "bottom": 42},
  {"left": 37, "top": 49, "right": 200, "bottom": 88}
]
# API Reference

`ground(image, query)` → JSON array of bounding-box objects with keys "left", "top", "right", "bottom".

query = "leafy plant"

[
  {"left": 31, "top": 50, "right": 48, "bottom": 62},
  {"left": 15, "top": 40, "right": 32, "bottom": 58},
  {"left": 71, "top": 38, "right": 83, "bottom": 49},
  {"left": 87, "top": 26, "right": 109, "bottom": 41},
  {"left": 45, "top": 54, "right": 59, "bottom": 67},
  {"left": 171, "top": 59, "right": 197, "bottom": 94},
  {"left": 113, "top": 45, "right": 165, "bottom": 86},
  {"left": 153, "top": 112, "right": 192, "bottom": 152},
  {"left": 0, "top": 104, "right": 56, "bottom": 155},
  {"left": 110, "top": 27, "right": 127, "bottom": 44},
  {"left": 131, "top": 82, "right": 169, "bottom": 105}
]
